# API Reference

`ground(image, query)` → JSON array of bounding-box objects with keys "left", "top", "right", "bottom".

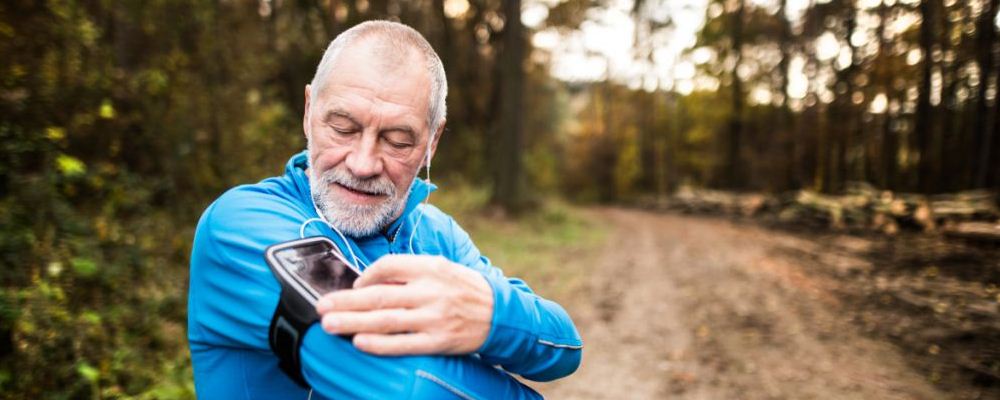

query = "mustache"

[{"left": 320, "top": 168, "right": 395, "bottom": 197}]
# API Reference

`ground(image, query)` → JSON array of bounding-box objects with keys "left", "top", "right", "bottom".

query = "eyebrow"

[
  {"left": 381, "top": 124, "right": 416, "bottom": 139},
  {"left": 323, "top": 108, "right": 418, "bottom": 139},
  {"left": 323, "top": 108, "right": 417, "bottom": 138},
  {"left": 323, "top": 109, "right": 361, "bottom": 127}
]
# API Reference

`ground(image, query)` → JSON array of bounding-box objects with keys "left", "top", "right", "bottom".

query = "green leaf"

[
  {"left": 45, "top": 127, "right": 65, "bottom": 141},
  {"left": 80, "top": 311, "right": 101, "bottom": 325},
  {"left": 56, "top": 154, "right": 86, "bottom": 177},
  {"left": 77, "top": 362, "right": 99, "bottom": 383},
  {"left": 99, "top": 99, "right": 115, "bottom": 119},
  {"left": 70, "top": 258, "right": 98, "bottom": 277}
]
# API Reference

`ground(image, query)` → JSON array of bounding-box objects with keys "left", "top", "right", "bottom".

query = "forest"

[{"left": 1, "top": 0, "right": 998, "bottom": 398}]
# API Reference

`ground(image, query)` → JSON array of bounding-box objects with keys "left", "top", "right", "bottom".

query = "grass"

[{"left": 431, "top": 183, "right": 606, "bottom": 302}]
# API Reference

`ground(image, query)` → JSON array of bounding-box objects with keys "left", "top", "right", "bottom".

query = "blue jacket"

[{"left": 187, "top": 151, "right": 582, "bottom": 399}]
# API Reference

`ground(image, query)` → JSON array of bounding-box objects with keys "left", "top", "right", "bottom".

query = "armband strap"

[{"left": 268, "top": 283, "right": 318, "bottom": 389}]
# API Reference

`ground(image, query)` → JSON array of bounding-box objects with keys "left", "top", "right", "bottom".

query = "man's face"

[{"left": 304, "top": 42, "right": 440, "bottom": 237}]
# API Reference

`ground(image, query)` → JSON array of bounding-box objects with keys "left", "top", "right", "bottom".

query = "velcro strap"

[{"left": 268, "top": 290, "right": 317, "bottom": 389}]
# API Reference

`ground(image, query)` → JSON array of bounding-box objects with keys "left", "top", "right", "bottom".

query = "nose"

[{"left": 344, "top": 132, "right": 383, "bottom": 179}]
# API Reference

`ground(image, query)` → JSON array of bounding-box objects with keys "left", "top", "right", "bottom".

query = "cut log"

[
  {"left": 943, "top": 222, "right": 1000, "bottom": 243},
  {"left": 658, "top": 184, "right": 998, "bottom": 237},
  {"left": 930, "top": 190, "right": 1000, "bottom": 222}
]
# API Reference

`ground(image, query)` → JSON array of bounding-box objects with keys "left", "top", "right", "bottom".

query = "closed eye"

[
  {"left": 381, "top": 128, "right": 416, "bottom": 149},
  {"left": 329, "top": 124, "right": 359, "bottom": 135},
  {"left": 383, "top": 138, "right": 414, "bottom": 149},
  {"left": 323, "top": 110, "right": 362, "bottom": 135}
]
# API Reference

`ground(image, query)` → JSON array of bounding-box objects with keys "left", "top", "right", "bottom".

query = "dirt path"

[{"left": 534, "top": 208, "right": 946, "bottom": 399}]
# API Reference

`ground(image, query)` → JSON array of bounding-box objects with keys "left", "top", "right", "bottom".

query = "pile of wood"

[
  {"left": 667, "top": 186, "right": 775, "bottom": 217},
  {"left": 645, "top": 183, "right": 1000, "bottom": 242}
]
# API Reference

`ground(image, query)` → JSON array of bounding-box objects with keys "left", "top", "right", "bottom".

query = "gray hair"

[{"left": 310, "top": 20, "right": 448, "bottom": 135}]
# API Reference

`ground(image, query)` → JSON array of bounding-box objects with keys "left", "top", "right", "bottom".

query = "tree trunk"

[
  {"left": 915, "top": 0, "right": 938, "bottom": 193},
  {"left": 639, "top": 91, "right": 657, "bottom": 192},
  {"left": 974, "top": 0, "right": 998, "bottom": 188},
  {"left": 432, "top": 0, "right": 454, "bottom": 72},
  {"left": 993, "top": 73, "right": 1000, "bottom": 190},
  {"left": 491, "top": 0, "right": 525, "bottom": 212},
  {"left": 842, "top": 1, "right": 861, "bottom": 188},
  {"left": 659, "top": 91, "right": 678, "bottom": 197},
  {"left": 726, "top": 0, "right": 745, "bottom": 189},
  {"left": 777, "top": 0, "right": 796, "bottom": 190},
  {"left": 876, "top": 0, "right": 893, "bottom": 189}
]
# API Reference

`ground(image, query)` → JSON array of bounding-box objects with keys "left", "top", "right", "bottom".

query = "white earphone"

[
  {"left": 300, "top": 126, "right": 437, "bottom": 265},
  {"left": 406, "top": 129, "right": 435, "bottom": 252}
]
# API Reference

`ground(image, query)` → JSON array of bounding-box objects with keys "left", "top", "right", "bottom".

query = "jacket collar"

[{"left": 285, "top": 150, "right": 437, "bottom": 240}]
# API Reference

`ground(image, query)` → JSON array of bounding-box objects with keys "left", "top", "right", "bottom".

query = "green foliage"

[
  {"left": 0, "top": 0, "right": 299, "bottom": 397},
  {"left": 614, "top": 127, "right": 641, "bottom": 198}
]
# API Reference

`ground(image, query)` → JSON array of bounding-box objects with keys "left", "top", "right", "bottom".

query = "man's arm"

[
  {"left": 313, "top": 212, "right": 584, "bottom": 382},
  {"left": 188, "top": 189, "right": 541, "bottom": 398},
  {"left": 300, "top": 325, "right": 536, "bottom": 399},
  {"left": 448, "top": 217, "right": 584, "bottom": 382}
]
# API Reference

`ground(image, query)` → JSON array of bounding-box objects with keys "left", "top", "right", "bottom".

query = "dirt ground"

[{"left": 532, "top": 208, "right": 998, "bottom": 399}]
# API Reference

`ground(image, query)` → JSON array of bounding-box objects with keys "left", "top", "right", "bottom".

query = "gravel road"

[{"left": 533, "top": 208, "right": 947, "bottom": 399}]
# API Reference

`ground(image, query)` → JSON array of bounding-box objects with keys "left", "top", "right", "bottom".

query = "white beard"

[{"left": 308, "top": 163, "right": 412, "bottom": 237}]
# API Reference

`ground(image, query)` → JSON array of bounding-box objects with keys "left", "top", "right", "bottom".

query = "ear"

[
  {"left": 303, "top": 85, "right": 313, "bottom": 141},
  {"left": 426, "top": 119, "right": 446, "bottom": 167}
]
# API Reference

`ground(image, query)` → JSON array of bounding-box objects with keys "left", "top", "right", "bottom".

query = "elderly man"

[{"left": 187, "top": 21, "right": 582, "bottom": 399}]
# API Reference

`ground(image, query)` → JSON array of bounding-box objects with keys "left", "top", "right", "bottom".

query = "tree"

[
  {"left": 974, "top": 0, "right": 999, "bottom": 188},
  {"left": 725, "top": 0, "right": 746, "bottom": 189},
  {"left": 915, "top": 0, "right": 939, "bottom": 193},
  {"left": 491, "top": 0, "right": 526, "bottom": 211}
]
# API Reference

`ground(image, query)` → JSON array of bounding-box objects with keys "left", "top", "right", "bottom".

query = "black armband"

[
  {"left": 264, "top": 236, "right": 361, "bottom": 389},
  {"left": 268, "top": 282, "right": 317, "bottom": 389}
]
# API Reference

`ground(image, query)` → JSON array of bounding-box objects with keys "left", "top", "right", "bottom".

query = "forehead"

[{"left": 313, "top": 41, "right": 431, "bottom": 129}]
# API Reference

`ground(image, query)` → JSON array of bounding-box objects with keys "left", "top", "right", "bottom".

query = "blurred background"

[{"left": 2, "top": 0, "right": 999, "bottom": 398}]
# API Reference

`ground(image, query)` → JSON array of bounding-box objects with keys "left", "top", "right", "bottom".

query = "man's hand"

[{"left": 315, "top": 254, "right": 494, "bottom": 356}]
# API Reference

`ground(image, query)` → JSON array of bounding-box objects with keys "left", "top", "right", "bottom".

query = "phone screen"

[{"left": 272, "top": 240, "right": 359, "bottom": 299}]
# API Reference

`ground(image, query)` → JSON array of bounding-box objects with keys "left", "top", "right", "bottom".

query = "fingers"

[
  {"left": 354, "top": 254, "right": 443, "bottom": 288},
  {"left": 352, "top": 332, "right": 444, "bottom": 356},
  {"left": 321, "top": 309, "right": 429, "bottom": 335},
  {"left": 314, "top": 255, "right": 492, "bottom": 356},
  {"left": 316, "top": 284, "right": 427, "bottom": 313}
]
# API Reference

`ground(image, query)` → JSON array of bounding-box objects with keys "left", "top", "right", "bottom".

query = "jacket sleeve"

[
  {"left": 188, "top": 189, "right": 541, "bottom": 399},
  {"left": 447, "top": 218, "right": 583, "bottom": 382}
]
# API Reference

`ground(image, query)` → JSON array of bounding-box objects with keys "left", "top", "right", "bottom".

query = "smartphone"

[{"left": 264, "top": 236, "right": 361, "bottom": 306}]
